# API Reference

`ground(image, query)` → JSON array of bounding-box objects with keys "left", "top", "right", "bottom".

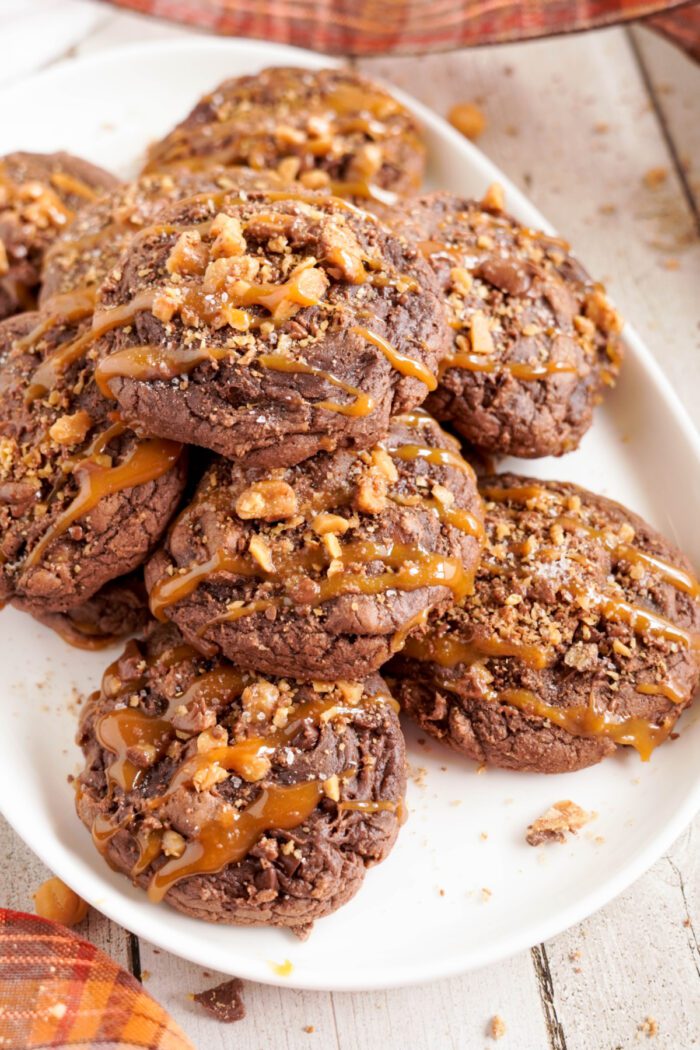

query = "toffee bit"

[
  {"left": 193, "top": 977, "right": 246, "bottom": 1023},
  {"left": 526, "top": 800, "right": 595, "bottom": 846}
]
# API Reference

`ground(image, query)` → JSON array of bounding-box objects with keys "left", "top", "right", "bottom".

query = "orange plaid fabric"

[
  {"left": 0, "top": 909, "right": 194, "bottom": 1050},
  {"left": 103, "top": 0, "right": 700, "bottom": 59}
]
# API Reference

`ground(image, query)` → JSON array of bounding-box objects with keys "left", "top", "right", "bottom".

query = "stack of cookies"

[{"left": 1, "top": 67, "right": 697, "bottom": 935}]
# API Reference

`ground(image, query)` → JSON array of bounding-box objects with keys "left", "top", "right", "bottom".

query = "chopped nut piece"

[
  {"left": 300, "top": 170, "right": 331, "bottom": 190},
  {"left": 347, "top": 142, "right": 383, "bottom": 181},
  {"left": 162, "top": 829, "right": 186, "bottom": 858},
  {"left": 481, "top": 182, "right": 505, "bottom": 212},
  {"left": 33, "top": 877, "right": 88, "bottom": 927},
  {"left": 322, "top": 532, "right": 342, "bottom": 560},
  {"left": 371, "top": 447, "right": 399, "bottom": 483},
  {"left": 241, "top": 680, "right": 281, "bottom": 722},
  {"left": 152, "top": 289, "right": 180, "bottom": 323},
  {"left": 323, "top": 774, "right": 340, "bottom": 801},
  {"left": 166, "top": 229, "right": 209, "bottom": 276},
  {"left": 584, "top": 287, "right": 623, "bottom": 335},
  {"left": 432, "top": 483, "right": 455, "bottom": 508},
  {"left": 638, "top": 1016, "right": 659, "bottom": 1038},
  {"left": 249, "top": 535, "right": 275, "bottom": 573},
  {"left": 192, "top": 761, "right": 230, "bottom": 792},
  {"left": 209, "top": 212, "right": 246, "bottom": 258},
  {"left": 337, "top": 681, "right": 364, "bottom": 704},
  {"left": 469, "top": 310, "right": 495, "bottom": 354},
  {"left": 49, "top": 409, "right": 92, "bottom": 446},
  {"left": 450, "top": 266, "right": 473, "bottom": 296},
  {"left": 235, "top": 480, "right": 298, "bottom": 521},
  {"left": 488, "top": 1015, "right": 507, "bottom": 1040},
  {"left": 312, "top": 512, "right": 350, "bottom": 536},
  {"left": 526, "top": 800, "right": 594, "bottom": 846},
  {"left": 448, "top": 101, "right": 487, "bottom": 140},
  {"left": 355, "top": 473, "right": 387, "bottom": 514}
]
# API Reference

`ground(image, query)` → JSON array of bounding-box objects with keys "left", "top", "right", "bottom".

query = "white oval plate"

[{"left": 0, "top": 38, "right": 698, "bottom": 992}]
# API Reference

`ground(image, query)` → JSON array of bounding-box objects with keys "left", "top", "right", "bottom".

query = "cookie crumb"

[
  {"left": 448, "top": 101, "right": 487, "bottom": 141},
  {"left": 193, "top": 977, "right": 245, "bottom": 1023},
  {"left": 304, "top": 1025, "right": 315, "bottom": 1034},
  {"left": 643, "top": 167, "right": 668, "bottom": 189},
  {"left": 488, "top": 1014, "right": 507, "bottom": 1039},
  {"left": 526, "top": 801, "right": 595, "bottom": 846},
  {"left": 638, "top": 1016, "right": 659, "bottom": 1038}
]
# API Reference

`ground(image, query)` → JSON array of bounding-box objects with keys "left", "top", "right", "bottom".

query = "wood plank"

[
  {"left": 330, "top": 953, "right": 549, "bottom": 1050},
  {"left": 543, "top": 822, "right": 700, "bottom": 1050},
  {"left": 138, "top": 939, "right": 341, "bottom": 1050},
  {"left": 630, "top": 26, "right": 700, "bottom": 218},
  {"left": 0, "top": 814, "right": 132, "bottom": 970},
  {"left": 358, "top": 27, "right": 700, "bottom": 424}
]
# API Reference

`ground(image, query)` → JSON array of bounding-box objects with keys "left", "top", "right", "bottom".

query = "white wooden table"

[{"left": 1, "top": 5, "right": 698, "bottom": 1048}]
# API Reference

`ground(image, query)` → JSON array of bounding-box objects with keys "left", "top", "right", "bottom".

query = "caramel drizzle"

[
  {"left": 498, "top": 689, "right": 673, "bottom": 761},
  {"left": 150, "top": 539, "right": 472, "bottom": 625},
  {"left": 25, "top": 422, "right": 182, "bottom": 569},
  {"left": 635, "top": 680, "right": 687, "bottom": 705},
  {"left": 386, "top": 441, "right": 475, "bottom": 476},
  {"left": 258, "top": 353, "right": 375, "bottom": 417},
  {"left": 351, "top": 326, "right": 437, "bottom": 391},
  {"left": 439, "top": 352, "right": 581, "bottom": 382},
  {"left": 49, "top": 171, "right": 101, "bottom": 202},
  {"left": 402, "top": 632, "right": 552, "bottom": 670},
  {"left": 26, "top": 290, "right": 156, "bottom": 402}
]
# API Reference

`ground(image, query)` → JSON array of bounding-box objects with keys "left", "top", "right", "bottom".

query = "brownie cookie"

[
  {"left": 144, "top": 67, "right": 425, "bottom": 198},
  {"left": 395, "top": 188, "right": 624, "bottom": 458},
  {"left": 391, "top": 474, "right": 700, "bottom": 773},
  {"left": 76, "top": 622, "right": 406, "bottom": 933},
  {"left": 33, "top": 573, "right": 149, "bottom": 649},
  {"left": 93, "top": 191, "right": 449, "bottom": 466},
  {"left": 0, "top": 310, "right": 187, "bottom": 615},
  {"left": 0, "top": 152, "right": 119, "bottom": 320},
  {"left": 40, "top": 168, "right": 287, "bottom": 304},
  {"left": 145, "top": 412, "right": 484, "bottom": 680}
]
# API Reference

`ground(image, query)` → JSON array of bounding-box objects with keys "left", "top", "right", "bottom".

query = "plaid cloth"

[
  {"left": 0, "top": 909, "right": 194, "bottom": 1050},
  {"left": 105, "top": 0, "right": 700, "bottom": 59}
]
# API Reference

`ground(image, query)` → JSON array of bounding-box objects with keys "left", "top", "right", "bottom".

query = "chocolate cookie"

[
  {"left": 143, "top": 67, "right": 425, "bottom": 198},
  {"left": 391, "top": 474, "right": 700, "bottom": 773},
  {"left": 33, "top": 573, "right": 149, "bottom": 649},
  {"left": 0, "top": 309, "right": 187, "bottom": 615},
  {"left": 93, "top": 191, "right": 449, "bottom": 466},
  {"left": 40, "top": 168, "right": 287, "bottom": 304},
  {"left": 0, "top": 152, "right": 119, "bottom": 320},
  {"left": 145, "top": 412, "right": 484, "bottom": 680},
  {"left": 76, "top": 622, "right": 406, "bottom": 933},
  {"left": 396, "top": 189, "right": 624, "bottom": 458}
]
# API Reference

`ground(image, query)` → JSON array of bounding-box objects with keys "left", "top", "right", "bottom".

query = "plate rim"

[{"left": 0, "top": 34, "right": 698, "bottom": 992}]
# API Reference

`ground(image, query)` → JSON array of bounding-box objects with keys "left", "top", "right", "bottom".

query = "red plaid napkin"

[
  {"left": 0, "top": 909, "right": 194, "bottom": 1050},
  {"left": 104, "top": 0, "right": 700, "bottom": 60}
]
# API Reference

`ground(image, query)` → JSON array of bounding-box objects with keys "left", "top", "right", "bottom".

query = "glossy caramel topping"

[
  {"left": 498, "top": 688, "right": 673, "bottom": 761},
  {"left": 26, "top": 290, "right": 156, "bottom": 402},
  {"left": 49, "top": 171, "right": 101, "bottom": 201},
  {"left": 25, "top": 426, "right": 182, "bottom": 569},
  {"left": 95, "top": 343, "right": 230, "bottom": 398},
  {"left": 97, "top": 665, "right": 244, "bottom": 792},
  {"left": 635, "top": 680, "right": 687, "bottom": 705},
  {"left": 386, "top": 441, "right": 475, "bottom": 476},
  {"left": 258, "top": 353, "right": 375, "bottom": 417},
  {"left": 403, "top": 632, "right": 552, "bottom": 670},
  {"left": 439, "top": 352, "right": 581, "bottom": 381},
  {"left": 151, "top": 538, "right": 472, "bottom": 625},
  {"left": 351, "top": 326, "right": 437, "bottom": 391},
  {"left": 148, "top": 781, "right": 323, "bottom": 902}
]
